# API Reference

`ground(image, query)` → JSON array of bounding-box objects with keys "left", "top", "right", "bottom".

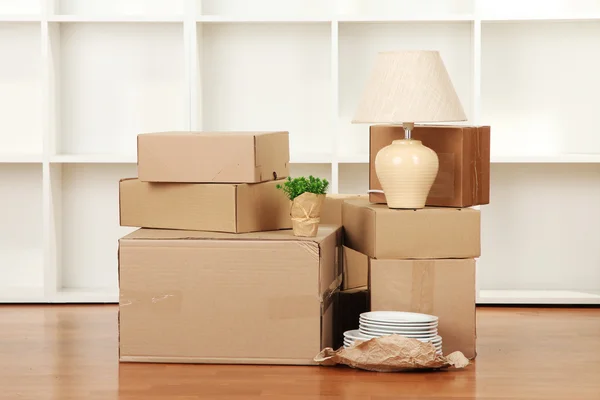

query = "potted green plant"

[{"left": 276, "top": 175, "right": 329, "bottom": 237}]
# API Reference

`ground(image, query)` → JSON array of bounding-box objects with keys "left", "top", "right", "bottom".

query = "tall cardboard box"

[
  {"left": 342, "top": 199, "right": 480, "bottom": 259},
  {"left": 119, "top": 178, "right": 291, "bottom": 233},
  {"left": 370, "top": 125, "right": 490, "bottom": 207},
  {"left": 370, "top": 258, "right": 477, "bottom": 359},
  {"left": 118, "top": 225, "right": 342, "bottom": 365},
  {"left": 138, "top": 131, "right": 289, "bottom": 183}
]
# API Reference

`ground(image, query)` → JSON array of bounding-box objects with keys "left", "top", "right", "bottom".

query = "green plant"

[{"left": 276, "top": 175, "right": 329, "bottom": 201}]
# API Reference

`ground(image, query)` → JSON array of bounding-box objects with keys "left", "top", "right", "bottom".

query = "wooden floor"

[{"left": 1, "top": 306, "right": 599, "bottom": 400}]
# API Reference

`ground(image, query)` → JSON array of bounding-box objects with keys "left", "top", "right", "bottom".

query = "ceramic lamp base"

[{"left": 375, "top": 139, "right": 439, "bottom": 209}]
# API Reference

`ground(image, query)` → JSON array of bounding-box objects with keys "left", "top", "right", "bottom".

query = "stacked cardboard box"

[
  {"left": 118, "top": 131, "right": 343, "bottom": 365},
  {"left": 338, "top": 124, "right": 490, "bottom": 360},
  {"left": 369, "top": 125, "right": 491, "bottom": 208}
]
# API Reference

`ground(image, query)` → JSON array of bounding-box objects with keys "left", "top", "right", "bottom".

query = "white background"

[{"left": 1, "top": 0, "right": 599, "bottom": 304}]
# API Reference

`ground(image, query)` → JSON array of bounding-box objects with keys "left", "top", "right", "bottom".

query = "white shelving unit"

[{"left": 1, "top": 0, "right": 599, "bottom": 304}]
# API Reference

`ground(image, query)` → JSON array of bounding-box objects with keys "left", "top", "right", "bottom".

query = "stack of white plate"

[{"left": 343, "top": 311, "right": 442, "bottom": 354}]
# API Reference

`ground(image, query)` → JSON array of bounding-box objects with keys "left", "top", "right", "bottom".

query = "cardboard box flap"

[
  {"left": 342, "top": 246, "right": 369, "bottom": 290},
  {"left": 341, "top": 286, "right": 368, "bottom": 294},
  {"left": 120, "top": 225, "right": 339, "bottom": 243},
  {"left": 319, "top": 228, "right": 343, "bottom": 303}
]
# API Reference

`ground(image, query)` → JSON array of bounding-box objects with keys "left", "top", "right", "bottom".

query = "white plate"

[
  {"left": 361, "top": 331, "right": 435, "bottom": 342},
  {"left": 360, "top": 311, "right": 438, "bottom": 325},
  {"left": 359, "top": 322, "right": 438, "bottom": 334},
  {"left": 360, "top": 319, "right": 438, "bottom": 330},
  {"left": 359, "top": 328, "right": 438, "bottom": 339},
  {"left": 419, "top": 335, "right": 442, "bottom": 344},
  {"left": 360, "top": 317, "right": 437, "bottom": 327},
  {"left": 359, "top": 319, "right": 438, "bottom": 330},
  {"left": 343, "top": 329, "right": 371, "bottom": 341}
]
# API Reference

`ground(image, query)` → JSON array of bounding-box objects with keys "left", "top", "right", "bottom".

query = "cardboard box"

[
  {"left": 138, "top": 131, "right": 289, "bottom": 183},
  {"left": 118, "top": 225, "right": 342, "bottom": 365},
  {"left": 320, "top": 194, "right": 368, "bottom": 226},
  {"left": 370, "top": 258, "right": 476, "bottom": 359},
  {"left": 342, "top": 199, "right": 480, "bottom": 259},
  {"left": 333, "top": 287, "right": 369, "bottom": 349},
  {"left": 119, "top": 178, "right": 291, "bottom": 233},
  {"left": 370, "top": 125, "right": 490, "bottom": 207},
  {"left": 342, "top": 246, "right": 368, "bottom": 290}
]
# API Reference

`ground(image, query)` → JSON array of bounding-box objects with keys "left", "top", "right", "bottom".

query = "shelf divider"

[{"left": 331, "top": 19, "right": 339, "bottom": 194}]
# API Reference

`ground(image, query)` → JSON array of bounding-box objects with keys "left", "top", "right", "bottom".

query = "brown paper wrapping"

[
  {"left": 290, "top": 193, "right": 325, "bottom": 237},
  {"left": 314, "top": 334, "right": 469, "bottom": 372}
]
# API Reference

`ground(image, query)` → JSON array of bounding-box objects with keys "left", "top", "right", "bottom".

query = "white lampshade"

[{"left": 352, "top": 51, "right": 467, "bottom": 124}]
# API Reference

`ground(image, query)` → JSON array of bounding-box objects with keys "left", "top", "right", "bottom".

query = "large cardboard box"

[
  {"left": 118, "top": 225, "right": 342, "bottom": 365},
  {"left": 370, "top": 125, "right": 490, "bottom": 207},
  {"left": 138, "top": 131, "right": 289, "bottom": 183},
  {"left": 119, "top": 178, "right": 291, "bottom": 233},
  {"left": 320, "top": 194, "right": 368, "bottom": 226},
  {"left": 342, "top": 199, "right": 480, "bottom": 259},
  {"left": 370, "top": 258, "right": 477, "bottom": 359}
]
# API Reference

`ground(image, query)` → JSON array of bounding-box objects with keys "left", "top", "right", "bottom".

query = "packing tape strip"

[{"left": 410, "top": 261, "right": 435, "bottom": 315}]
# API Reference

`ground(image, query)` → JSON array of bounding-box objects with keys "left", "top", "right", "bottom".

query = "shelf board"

[
  {"left": 338, "top": 154, "right": 369, "bottom": 163},
  {"left": 491, "top": 154, "right": 600, "bottom": 163},
  {"left": 0, "top": 15, "right": 41, "bottom": 22},
  {"left": 481, "top": 14, "right": 600, "bottom": 22},
  {"left": 53, "top": 288, "right": 118, "bottom": 303},
  {"left": 50, "top": 154, "right": 336, "bottom": 164},
  {"left": 0, "top": 288, "right": 118, "bottom": 303},
  {"left": 338, "top": 14, "right": 474, "bottom": 22},
  {"left": 198, "top": 15, "right": 332, "bottom": 23},
  {"left": 0, "top": 154, "right": 43, "bottom": 163},
  {"left": 478, "top": 290, "right": 600, "bottom": 305},
  {"left": 49, "top": 15, "right": 184, "bottom": 23},
  {"left": 290, "top": 153, "right": 333, "bottom": 164},
  {"left": 51, "top": 154, "right": 136, "bottom": 163},
  {"left": 0, "top": 287, "right": 46, "bottom": 303},
  {"left": 324, "top": 154, "right": 600, "bottom": 164}
]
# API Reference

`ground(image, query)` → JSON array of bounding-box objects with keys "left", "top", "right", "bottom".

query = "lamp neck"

[{"left": 403, "top": 122, "right": 414, "bottom": 140}]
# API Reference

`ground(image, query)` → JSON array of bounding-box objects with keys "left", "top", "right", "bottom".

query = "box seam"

[{"left": 234, "top": 184, "right": 239, "bottom": 232}]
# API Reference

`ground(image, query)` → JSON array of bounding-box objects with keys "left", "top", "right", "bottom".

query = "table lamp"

[{"left": 352, "top": 51, "right": 467, "bottom": 209}]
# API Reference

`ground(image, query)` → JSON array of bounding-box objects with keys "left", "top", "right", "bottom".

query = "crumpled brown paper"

[
  {"left": 314, "top": 334, "right": 470, "bottom": 372},
  {"left": 290, "top": 192, "right": 325, "bottom": 237}
]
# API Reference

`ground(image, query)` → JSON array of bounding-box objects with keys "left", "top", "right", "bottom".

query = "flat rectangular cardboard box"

[
  {"left": 138, "top": 131, "right": 290, "bottom": 183},
  {"left": 320, "top": 194, "right": 368, "bottom": 226},
  {"left": 333, "top": 287, "right": 369, "bottom": 349},
  {"left": 119, "top": 178, "right": 291, "bottom": 233},
  {"left": 370, "top": 258, "right": 477, "bottom": 359},
  {"left": 370, "top": 125, "right": 490, "bottom": 207},
  {"left": 342, "top": 199, "right": 480, "bottom": 259},
  {"left": 342, "top": 246, "right": 369, "bottom": 290},
  {"left": 118, "top": 225, "right": 342, "bottom": 365}
]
